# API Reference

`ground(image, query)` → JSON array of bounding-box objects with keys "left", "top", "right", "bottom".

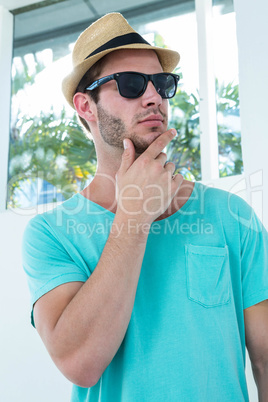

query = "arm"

[
  {"left": 34, "top": 129, "right": 182, "bottom": 388},
  {"left": 244, "top": 299, "right": 268, "bottom": 401},
  {"left": 35, "top": 228, "right": 148, "bottom": 388}
]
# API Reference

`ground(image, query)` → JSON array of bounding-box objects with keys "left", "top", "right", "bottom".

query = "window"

[
  {"left": 212, "top": 0, "right": 242, "bottom": 177},
  {"left": 7, "top": 0, "right": 242, "bottom": 209}
]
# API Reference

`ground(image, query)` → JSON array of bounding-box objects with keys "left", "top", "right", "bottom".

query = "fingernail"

[
  {"left": 171, "top": 129, "right": 177, "bottom": 137},
  {"left": 123, "top": 139, "right": 128, "bottom": 149}
]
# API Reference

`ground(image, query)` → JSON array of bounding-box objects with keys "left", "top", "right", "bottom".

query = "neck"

[{"left": 81, "top": 164, "right": 118, "bottom": 213}]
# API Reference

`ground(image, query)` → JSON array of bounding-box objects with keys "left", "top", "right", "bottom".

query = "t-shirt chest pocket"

[{"left": 185, "top": 244, "right": 230, "bottom": 307}]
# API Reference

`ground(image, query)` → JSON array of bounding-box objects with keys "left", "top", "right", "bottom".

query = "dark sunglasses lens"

[
  {"left": 154, "top": 74, "right": 176, "bottom": 98},
  {"left": 117, "top": 73, "right": 145, "bottom": 98}
]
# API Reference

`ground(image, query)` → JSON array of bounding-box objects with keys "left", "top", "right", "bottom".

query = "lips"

[
  {"left": 139, "top": 114, "right": 164, "bottom": 123},
  {"left": 138, "top": 114, "right": 164, "bottom": 127}
]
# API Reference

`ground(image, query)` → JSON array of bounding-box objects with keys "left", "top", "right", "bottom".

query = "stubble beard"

[{"left": 97, "top": 103, "right": 167, "bottom": 155}]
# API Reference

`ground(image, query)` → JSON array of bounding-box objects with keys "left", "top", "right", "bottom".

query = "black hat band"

[{"left": 85, "top": 32, "right": 151, "bottom": 59}]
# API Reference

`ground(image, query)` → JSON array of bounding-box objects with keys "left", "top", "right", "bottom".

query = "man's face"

[{"left": 95, "top": 49, "right": 169, "bottom": 155}]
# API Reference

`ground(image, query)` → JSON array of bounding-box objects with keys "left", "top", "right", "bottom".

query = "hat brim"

[{"left": 62, "top": 44, "right": 180, "bottom": 109}]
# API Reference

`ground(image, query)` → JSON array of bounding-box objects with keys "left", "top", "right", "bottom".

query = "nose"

[{"left": 141, "top": 80, "right": 163, "bottom": 107}]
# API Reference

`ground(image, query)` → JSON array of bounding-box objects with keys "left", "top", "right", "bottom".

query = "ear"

[{"left": 73, "top": 92, "right": 97, "bottom": 123}]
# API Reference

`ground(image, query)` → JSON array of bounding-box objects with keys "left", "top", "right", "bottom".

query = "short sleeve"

[
  {"left": 240, "top": 210, "right": 268, "bottom": 309},
  {"left": 22, "top": 215, "right": 88, "bottom": 326}
]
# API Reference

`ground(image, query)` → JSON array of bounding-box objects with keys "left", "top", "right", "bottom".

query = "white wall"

[
  {"left": 234, "top": 1, "right": 268, "bottom": 398},
  {"left": 0, "top": 210, "right": 72, "bottom": 401},
  {"left": 234, "top": 0, "right": 268, "bottom": 229},
  {"left": 1, "top": 0, "right": 268, "bottom": 401},
  {"left": 0, "top": 5, "right": 71, "bottom": 401}
]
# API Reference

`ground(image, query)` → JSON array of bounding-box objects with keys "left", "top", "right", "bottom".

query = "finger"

[
  {"left": 144, "top": 129, "right": 177, "bottom": 159},
  {"left": 155, "top": 152, "right": 167, "bottom": 166},
  {"left": 164, "top": 161, "right": 176, "bottom": 173},
  {"left": 171, "top": 173, "right": 184, "bottom": 193},
  {"left": 119, "top": 139, "right": 136, "bottom": 173}
]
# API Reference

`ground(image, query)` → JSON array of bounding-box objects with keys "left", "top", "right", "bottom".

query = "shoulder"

[
  {"left": 196, "top": 182, "right": 254, "bottom": 219},
  {"left": 24, "top": 193, "right": 84, "bottom": 234},
  {"left": 192, "top": 182, "right": 267, "bottom": 241}
]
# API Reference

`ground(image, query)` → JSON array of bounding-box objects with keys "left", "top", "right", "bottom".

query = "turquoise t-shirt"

[{"left": 22, "top": 182, "right": 268, "bottom": 401}]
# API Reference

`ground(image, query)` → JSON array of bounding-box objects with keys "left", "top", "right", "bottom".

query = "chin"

[
  {"left": 133, "top": 134, "right": 159, "bottom": 154},
  {"left": 130, "top": 127, "right": 166, "bottom": 154},
  {"left": 146, "top": 129, "right": 164, "bottom": 142}
]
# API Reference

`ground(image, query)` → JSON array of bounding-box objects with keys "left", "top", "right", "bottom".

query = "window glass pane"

[
  {"left": 8, "top": 26, "right": 96, "bottom": 209},
  {"left": 144, "top": 11, "right": 201, "bottom": 182},
  {"left": 212, "top": 0, "right": 243, "bottom": 177}
]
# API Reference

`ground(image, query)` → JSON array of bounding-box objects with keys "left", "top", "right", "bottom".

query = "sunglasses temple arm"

[{"left": 86, "top": 75, "right": 114, "bottom": 91}]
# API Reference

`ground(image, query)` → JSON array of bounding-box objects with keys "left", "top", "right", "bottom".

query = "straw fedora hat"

[{"left": 62, "top": 12, "right": 180, "bottom": 109}]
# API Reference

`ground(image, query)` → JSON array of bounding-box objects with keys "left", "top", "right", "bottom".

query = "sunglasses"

[{"left": 85, "top": 71, "right": 180, "bottom": 99}]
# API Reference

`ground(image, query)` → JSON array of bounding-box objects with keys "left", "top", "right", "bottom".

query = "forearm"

[
  {"left": 253, "top": 362, "right": 268, "bottom": 402},
  {"left": 49, "top": 214, "right": 148, "bottom": 386},
  {"left": 244, "top": 301, "right": 268, "bottom": 402}
]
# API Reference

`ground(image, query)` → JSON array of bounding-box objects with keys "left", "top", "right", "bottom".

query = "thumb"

[{"left": 119, "top": 138, "right": 136, "bottom": 173}]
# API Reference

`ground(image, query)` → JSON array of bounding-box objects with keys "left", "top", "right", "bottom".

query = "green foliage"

[
  {"left": 8, "top": 51, "right": 97, "bottom": 207},
  {"left": 216, "top": 79, "right": 243, "bottom": 177},
  {"left": 8, "top": 110, "right": 96, "bottom": 207},
  {"left": 153, "top": 32, "right": 168, "bottom": 49},
  {"left": 167, "top": 79, "right": 242, "bottom": 181},
  {"left": 167, "top": 88, "right": 201, "bottom": 181}
]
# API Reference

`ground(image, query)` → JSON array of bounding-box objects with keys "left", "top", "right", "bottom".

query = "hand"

[{"left": 115, "top": 129, "right": 183, "bottom": 225}]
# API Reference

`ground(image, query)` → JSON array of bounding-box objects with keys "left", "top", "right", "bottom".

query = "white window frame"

[
  {"left": 0, "top": 6, "right": 13, "bottom": 213},
  {"left": 195, "top": 0, "right": 220, "bottom": 181}
]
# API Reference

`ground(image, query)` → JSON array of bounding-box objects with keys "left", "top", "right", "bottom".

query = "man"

[{"left": 23, "top": 12, "right": 268, "bottom": 402}]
